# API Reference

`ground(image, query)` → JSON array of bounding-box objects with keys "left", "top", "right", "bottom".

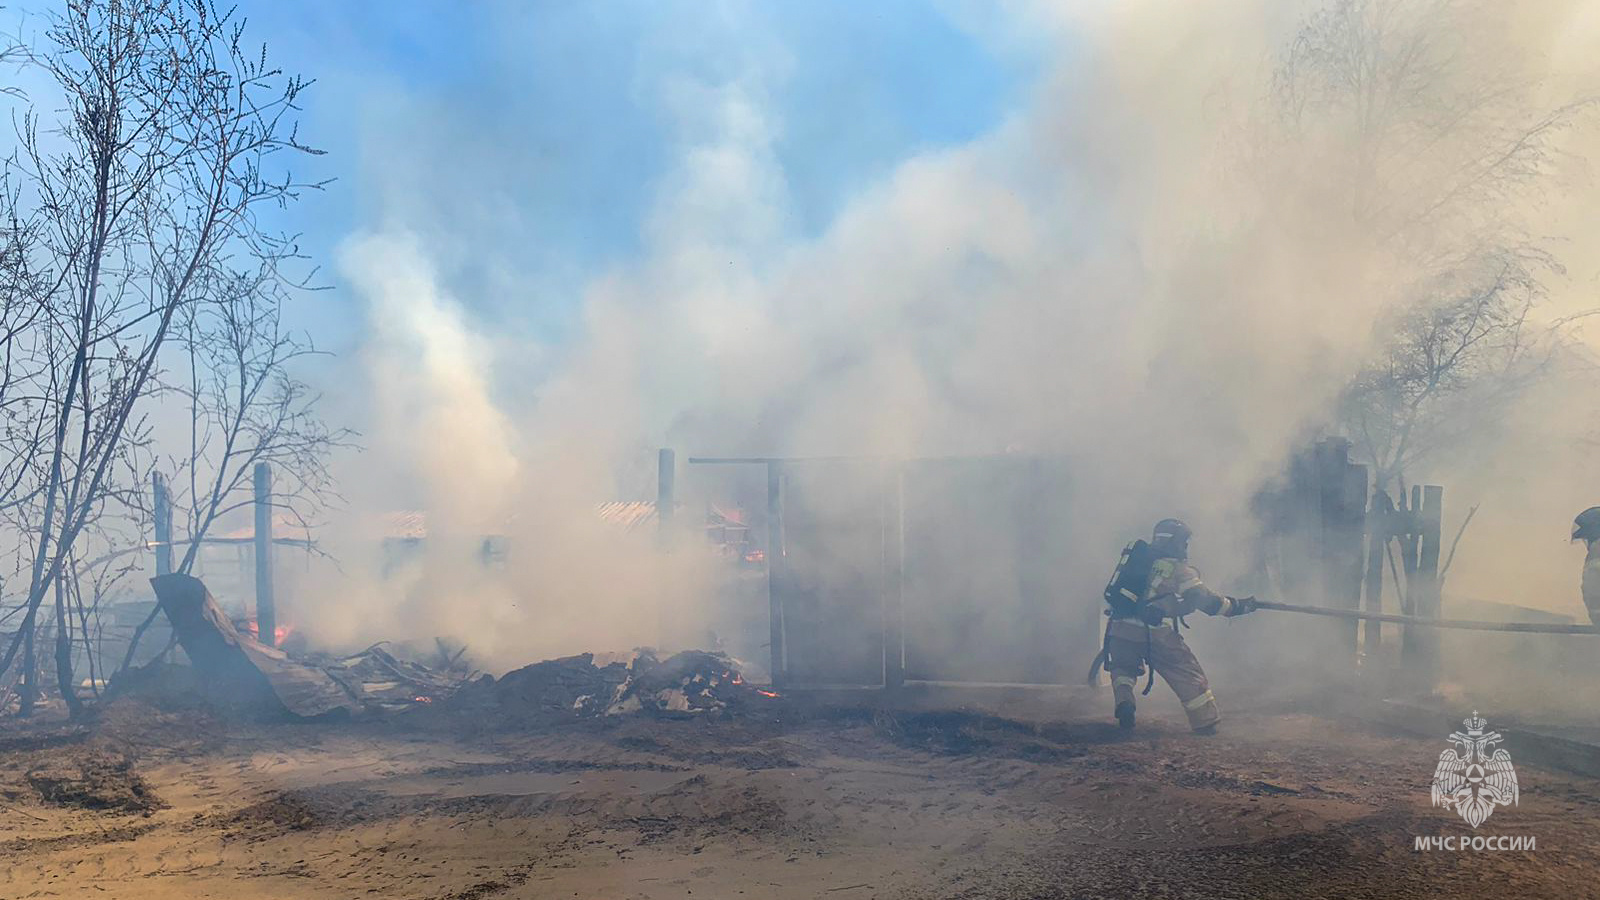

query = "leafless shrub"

[
  {"left": 1274, "top": 0, "right": 1596, "bottom": 487},
  {"left": 0, "top": 0, "right": 324, "bottom": 716}
]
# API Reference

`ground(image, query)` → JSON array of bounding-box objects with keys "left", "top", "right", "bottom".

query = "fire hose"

[
  {"left": 1087, "top": 598, "right": 1595, "bottom": 687},
  {"left": 1252, "top": 599, "right": 1599, "bottom": 635}
]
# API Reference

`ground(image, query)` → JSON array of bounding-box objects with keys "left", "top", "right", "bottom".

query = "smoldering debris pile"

[
  {"left": 142, "top": 573, "right": 777, "bottom": 723},
  {"left": 145, "top": 573, "right": 477, "bottom": 718},
  {"left": 321, "top": 644, "right": 475, "bottom": 712},
  {"left": 485, "top": 653, "right": 631, "bottom": 716},
  {"left": 453, "top": 649, "right": 779, "bottom": 719}
]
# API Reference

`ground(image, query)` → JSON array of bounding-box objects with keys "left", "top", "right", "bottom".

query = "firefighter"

[
  {"left": 1103, "top": 519, "right": 1257, "bottom": 734},
  {"left": 1572, "top": 507, "right": 1600, "bottom": 625}
]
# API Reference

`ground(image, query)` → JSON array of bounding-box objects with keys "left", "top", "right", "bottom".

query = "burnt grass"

[
  {"left": 591, "top": 698, "right": 1102, "bottom": 766},
  {"left": 613, "top": 733, "right": 802, "bottom": 770},
  {"left": 867, "top": 709, "right": 1088, "bottom": 761},
  {"left": 0, "top": 727, "right": 91, "bottom": 755},
  {"left": 226, "top": 791, "right": 326, "bottom": 833},
  {"left": 25, "top": 752, "right": 165, "bottom": 814}
]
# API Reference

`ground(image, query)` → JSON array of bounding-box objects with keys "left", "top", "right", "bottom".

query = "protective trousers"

[
  {"left": 1106, "top": 619, "right": 1220, "bottom": 731},
  {"left": 1583, "top": 543, "right": 1600, "bottom": 626}
]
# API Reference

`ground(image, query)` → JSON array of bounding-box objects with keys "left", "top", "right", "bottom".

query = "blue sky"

[{"left": 236, "top": 1, "right": 1045, "bottom": 350}]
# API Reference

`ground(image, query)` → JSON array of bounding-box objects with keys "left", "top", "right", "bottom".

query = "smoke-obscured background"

[
  {"left": 3, "top": 0, "right": 1597, "bottom": 686},
  {"left": 256, "top": 0, "right": 1600, "bottom": 674}
]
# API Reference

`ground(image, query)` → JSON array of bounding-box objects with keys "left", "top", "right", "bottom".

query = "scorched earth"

[{"left": 0, "top": 688, "right": 1595, "bottom": 900}]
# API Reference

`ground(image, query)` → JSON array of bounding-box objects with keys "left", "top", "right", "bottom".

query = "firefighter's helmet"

[
  {"left": 1151, "top": 518, "right": 1192, "bottom": 558},
  {"left": 1573, "top": 507, "right": 1600, "bottom": 543}
]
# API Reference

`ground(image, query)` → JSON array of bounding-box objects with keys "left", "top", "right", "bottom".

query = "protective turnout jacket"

[{"left": 1140, "top": 557, "right": 1247, "bottom": 620}]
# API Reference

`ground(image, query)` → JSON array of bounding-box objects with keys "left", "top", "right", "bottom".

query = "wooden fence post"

[
  {"left": 656, "top": 448, "right": 676, "bottom": 649},
  {"left": 253, "top": 463, "right": 276, "bottom": 647},
  {"left": 656, "top": 449, "right": 676, "bottom": 548},
  {"left": 1338, "top": 461, "right": 1369, "bottom": 646},
  {"left": 1399, "top": 486, "right": 1421, "bottom": 669},
  {"left": 766, "top": 462, "right": 787, "bottom": 687},
  {"left": 1362, "top": 491, "right": 1392, "bottom": 657},
  {"left": 1415, "top": 485, "right": 1444, "bottom": 683},
  {"left": 1315, "top": 439, "right": 1365, "bottom": 663},
  {"left": 152, "top": 472, "right": 173, "bottom": 576}
]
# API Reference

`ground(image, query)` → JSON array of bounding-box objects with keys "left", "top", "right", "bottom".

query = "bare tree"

[
  {"left": 1342, "top": 246, "right": 1560, "bottom": 488},
  {"left": 174, "top": 268, "right": 348, "bottom": 574},
  {"left": 1273, "top": 0, "right": 1593, "bottom": 247},
  {"left": 116, "top": 266, "right": 350, "bottom": 672},
  {"left": 1273, "top": 0, "right": 1595, "bottom": 487},
  {"left": 0, "top": 0, "right": 322, "bottom": 716},
  {"left": 0, "top": 181, "right": 56, "bottom": 516}
]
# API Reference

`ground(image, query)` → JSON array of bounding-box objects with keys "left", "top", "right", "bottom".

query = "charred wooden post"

[
  {"left": 766, "top": 461, "right": 788, "bottom": 686},
  {"left": 1362, "top": 490, "right": 1393, "bottom": 656},
  {"left": 152, "top": 471, "right": 173, "bottom": 576},
  {"left": 1400, "top": 486, "right": 1421, "bottom": 608},
  {"left": 1396, "top": 484, "right": 1444, "bottom": 685},
  {"left": 1314, "top": 439, "right": 1365, "bottom": 660},
  {"left": 253, "top": 463, "right": 276, "bottom": 647},
  {"left": 1399, "top": 485, "right": 1422, "bottom": 667},
  {"left": 656, "top": 448, "right": 676, "bottom": 549},
  {"left": 1337, "top": 459, "right": 1368, "bottom": 650},
  {"left": 1414, "top": 485, "right": 1444, "bottom": 682},
  {"left": 1418, "top": 486, "right": 1444, "bottom": 611}
]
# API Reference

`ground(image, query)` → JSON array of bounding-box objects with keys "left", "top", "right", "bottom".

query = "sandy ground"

[{"left": 0, "top": 691, "right": 1596, "bottom": 900}]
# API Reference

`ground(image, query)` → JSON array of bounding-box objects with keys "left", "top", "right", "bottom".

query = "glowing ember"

[
  {"left": 754, "top": 688, "right": 780, "bottom": 699},
  {"left": 413, "top": 696, "right": 433, "bottom": 704},
  {"left": 241, "top": 619, "right": 292, "bottom": 645}
]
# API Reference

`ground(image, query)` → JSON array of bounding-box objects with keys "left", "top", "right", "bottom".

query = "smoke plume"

[{"left": 297, "top": 0, "right": 1600, "bottom": 685}]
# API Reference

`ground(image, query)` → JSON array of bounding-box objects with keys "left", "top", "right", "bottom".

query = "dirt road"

[{"left": 0, "top": 694, "right": 1594, "bottom": 899}]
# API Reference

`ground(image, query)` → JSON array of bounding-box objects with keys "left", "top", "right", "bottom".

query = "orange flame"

[{"left": 241, "top": 619, "right": 292, "bottom": 645}]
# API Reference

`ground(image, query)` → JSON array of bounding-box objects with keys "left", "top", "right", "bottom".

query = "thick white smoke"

[
  {"left": 297, "top": 0, "right": 1600, "bottom": 675},
  {"left": 344, "top": 233, "right": 520, "bottom": 531}
]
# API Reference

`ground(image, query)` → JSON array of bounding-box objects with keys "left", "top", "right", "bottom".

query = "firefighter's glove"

[
  {"left": 1138, "top": 604, "right": 1168, "bottom": 626},
  {"left": 1227, "top": 595, "right": 1259, "bottom": 616}
]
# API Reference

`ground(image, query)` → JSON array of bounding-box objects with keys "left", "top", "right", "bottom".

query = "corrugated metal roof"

[{"left": 596, "top": 501, "right": 658, "bottom": 532}]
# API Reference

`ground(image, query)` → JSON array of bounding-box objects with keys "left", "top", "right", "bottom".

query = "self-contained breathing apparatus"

[{"left": 1087, "top": 538, "right": 1168, "bottom": 695}]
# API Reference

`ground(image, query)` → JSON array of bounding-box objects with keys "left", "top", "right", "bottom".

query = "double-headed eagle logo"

[{"left": 1431, "top": 711, "right": 1518, "bottom": 828}]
